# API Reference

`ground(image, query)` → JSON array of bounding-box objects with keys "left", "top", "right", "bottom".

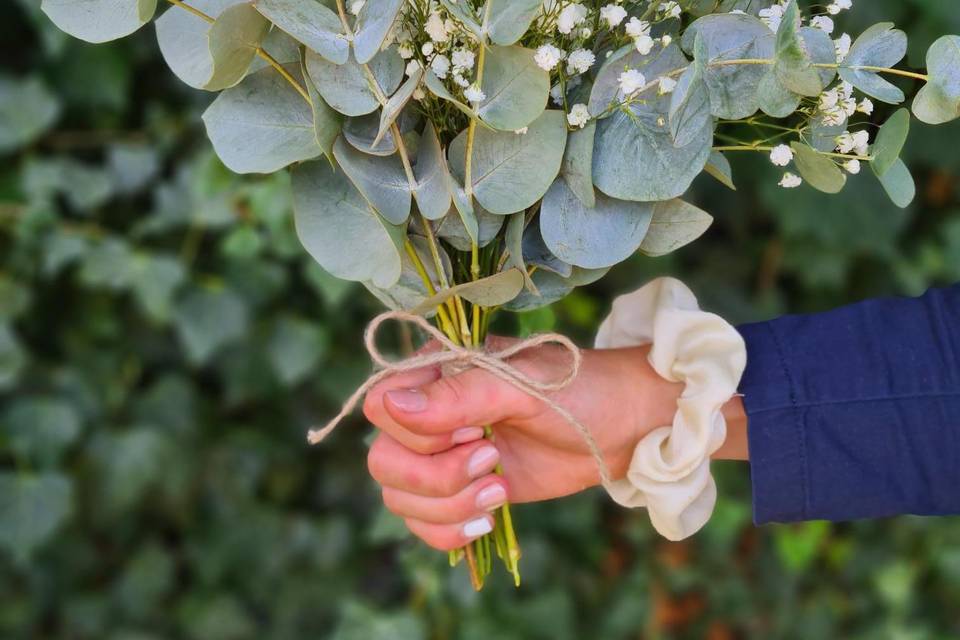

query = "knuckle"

[
  {"left": 433, "top": 376, "right": 466, "bottom": 409},
  {"left": 380, "top": 488, "right": 403, "bottom": 516},
  {"left": 366, "top": 438, "right": 389, "bottom": 483}
]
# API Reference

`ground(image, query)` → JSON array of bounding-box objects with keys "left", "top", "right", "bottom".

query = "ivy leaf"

[
  {"left": 41, "top": 0, "right": 156, "bottom": 43},
  {"left": 477, "top": 45, "right": 550, "bottom": 132},
  {"left": 353, "top": 0, "right": 405, "bottom": 64},
  {"left": 0, "top": 472, "right": 73, "bottom": 561},
  {"left": 448, "top": 110, "right": 567, "bottom": 215},
  {"left": 540, "top": 179, "right": 653, "bottom": 269},
  {"left": 872, "top": 157, "right": 915, "bottom": 209},
  {"left": 670, "top": 34, "right": 712, "bottom": 148},
  {"left": 156, "top": 0, "right": 248, "bottom": 91},
  {"left": 374, "top": 68, "right": 422, "bottom": 147},
  {"left": 640, "top": 199, "right": 714, "bottom": 257},
  {"left": 0, "top": 76, "right": 61, "bottom": 155},
  {"left": 774, "top": 1, "right": 823, "bottom": 97},
  {"left": 292, "top": 160, "right": 402, "bottom": 288},
  {"left": 2, "top": 397, "right": 82, "bottom": 467},
  {"left": 202, "top": 65, "right": 321, "bottom": 174},
  {"left": 871, "top": 108, "right": 910, "bottom": 177},
  {"left": 332, "top": 135, "right": 411, "bottom": 225},
  {"left": 205, "top": 3, "right": 270, "bottom": 91},
  {"left": 267, "top": 315, "right": 329, "bottom": 386},
  {"left": 306, "top": 47, "right": 403, "bottom": 117},
  {"left": 173, "top": 288, "right": 250, "bottom": 365},
  {"left": 560, "top": 121, "right": 596, "bottom": 208},
  {"left": 839, "top": 23, "right": 908, "bottom": 104},
  {"left": 254, "top": 0, "right": 349, "bottom": 65},
  {"left": 410, "top": 270, "right": 525, "bottom": 316},
  {"left": 413, "top": 122, "right": 452, "bottom": 221},
  {"left": 704, "top": 151, "right": 736, "bottom": 190},
  {"left": 912, "top": 35, "right": 960, "bottom": 125},
  {"left": 681, "top": 12, "right": 775, "bottom": 120},
  {"left": 483, "top": 0, "right": 542, "bottom": 46},
  {"left": 790, "top": 142, "right": 846, "bottom": 194},
  {"left": 0, "top": 325, "right": 25, "bottom": 392}
]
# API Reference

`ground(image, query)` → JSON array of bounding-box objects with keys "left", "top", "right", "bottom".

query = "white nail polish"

[
  {"left": 466, "top": 445, "right": 499, "bottom": 478},
  {"left": 463, "top": 517, "right": 493, "bottom": 538}
]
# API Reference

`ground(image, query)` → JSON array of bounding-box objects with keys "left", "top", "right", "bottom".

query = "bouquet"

[{"left": 42, "top": 0, "right": 960, "bottom": 589}]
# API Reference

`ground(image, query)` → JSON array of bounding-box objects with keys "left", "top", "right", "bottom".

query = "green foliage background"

[{"left": 2, "top": 1, "right": 960, "bottom": 638}]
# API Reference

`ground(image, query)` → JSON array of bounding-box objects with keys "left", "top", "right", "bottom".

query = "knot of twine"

[{"left": 307, "top": 311, "right": 612, "bottom": 485}]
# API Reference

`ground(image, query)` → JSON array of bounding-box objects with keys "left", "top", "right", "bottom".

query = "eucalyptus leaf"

[
  {"left": 254, "top": 0, "right": 348, "bottom": 64},
  {"left": 872, "top": 157, "right": 915, "bottom": 209},
  {"left": 774, "top": 1, "right": 823, "bottom": 97},
  {"left": 301, "top": 50, "right": 342, "bottom": 161},
  {"left": 413, "top": 123, "right": 451, "bottom": 221},
  {"left": 839, "top": 22, "right": 907, "bottom": 105},
  {"left": 41, "top": 0, "right": 156, "bottom": 43},
  {"left": 913, "top": 35, "right": 960, "bottom": 125},
  {"left": 681, "top": 12, "right": 775, "bottom": 119},
  {"left": 205, "top": 3, "right": 270, "bottom": 91},
  {"left": 505, "top": 212, "right": 537, "bottom": 293},
  {"left": 445, "top": 171, "right": 479, "bottom": 244},
  {"left": 375, "top": 69, "right": 422, "bottom": 147},
  {"left": 424, "top": 70, "right": 477, "bottom": 120},
  {"left": 448, "top": 110, "right": 567, "bottom": 215},
  {"left": 587, "top": 44, "right": 635, "bottom": 117},
  {"left": 800, "top": 27, "right": 838, "bottom": 89},
  {"left": 505, "top": 267, "right": 608, "bottom": 312},
  {"left": 790, "top": 142, "right": 846, "bottom": 194},
  {"left": 364, "top": 236, "right": 449, "bottom": 312},
  {"left": 438, "top": 0, "right": 482, "bottom": 37},
  {"left": 343, "top": 113, "right": 397, "bottom": 156},
  {"left": 483, "top": 0, "right": 542, "bottom": 46},
  {"left": 156, "top": 0, "right": 247, "bottom": 91},
  {"left": 670, "top": 35, "right": 712, "bottom": 148},
  {"left": 640, "top": 199, "right": 714, "bottom": 257},
  {"left": 202, "top": 64, "right": 321, "bottom": 174},
  {"left": 477, "top": 45, "right": 550, "bottom": 131},
  {"left": 704, "top": 151, "right": 735, "bottom": 190},
  {"left": 523, "top": 216, "right": 571, "bottom": 278},
  {"left": 354, "top": 0, "right": 405, "bottom": 64},
  {"left": 332, "top": 135, "right": 411, "bottom": 225},
  {"left": 560, "top": 121, "right": 596, "bottom": 208},
  {"left": 756, "top": 68, "right": 800, "bottom": 117},
  {"left": 436, "top": 201, "right": 503, "bottom": 251},
  {"left": 808, "top": 112, "right": 846, "bottom": 152},
  {"left": 292, "top": 160, "right": 402, "bottom": 288},
  {"left": 411, "top": 270, "right": 525, "bottom": 316},
  {"left": 541, "top": 179, "right": 653, "bottom": 269},
  {"left": 871, "top": 108, "right": 910, "bottom": 177},
  {"left": 306, "top": 48, "right": 403, "bottom": 117}
]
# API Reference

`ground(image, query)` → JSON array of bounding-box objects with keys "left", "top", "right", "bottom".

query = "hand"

[{"left": 362, "top": 337, "right": 747, "bottom": 551}]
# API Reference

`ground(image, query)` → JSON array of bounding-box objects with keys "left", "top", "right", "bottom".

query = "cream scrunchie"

[{"left": 594, "top": 277, "right": 746, "bottom": 541}]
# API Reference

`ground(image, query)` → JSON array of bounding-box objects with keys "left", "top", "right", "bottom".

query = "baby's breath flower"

[
  {"left": 431, "top": 54, "right": 450, "bottom": 79},
  {"left": 635, "top": 35, "right": 656, "bottom": 55},
  {"left": 453, "top": 73, "right": 470, "bottom": 88},
  {"left": 779, "top": 172, "right": 803, "bottom": 188},
  {"left": 619, "top": 69, "right": 647, "bottom": 96},
  {"left": 413, "top": 87, "right": 426, "bottom": 101},
  {"left": 835, "top": 33, "right": 852, "bottom": 62},
  {"left": 557, "top": 3, "right": 588, "bottom": 35},
  {"left": 398, "top": 42, "right": 414, "bottom": 59},
  {"left": 405, "top": 59, "right": 422, "bottom": 76},
  {"left": 857, "top": 98, "right": 874, "bottom": 115},
  {"left": 451, "top": 49, "right": 475, "bottom": 71},
  {"left": 625, "top": 17, "right": 650, "bottom": 38},
  {"left": 425, "top": 11, "right": 449, "bottom": 42},
  {"left": 661, "top": 35, "right": 673, "bottom": 47},
  {"left": 843, "top": 158, "right": 862, "bottom": 174},
  {"left": 349, "top": 0, "right": 365, "bottom": 15},
  {"left": 421, "top": 42, "right": 435, "bottom": 56},
  {"left": 811, "top": 16, "right": 834, "bottom": 35},
  {"left": 534, "top": 44, "right": 564, "bottom": 71},
  {"left": 567, "top": 103, "right": 591, "bottom": 128},
  {"left": 769, "top": 144, "right": 794, "bottom": 167},
  {"left": 464, "top": 84, "right": 486, "bottom": 103},
  {"left": 580, "top": 27, "right": 592, "bottom": 38},
  {"left": 550, "top": 84, "right": 565, "bottom": 105},
  {"left": 600, "top": 4, "right": 628, "bottom": 28},
  {"left": 659, "top": 1, "right": 681, "bottom": 18},
  {"left": 759, "top": 3, "right": 785, "bottom": 32},
  {"left": 658, "top": 76, "right": 678, "bottom": 94},
  {"left": 819, "top": 89, "right": 839, "bottom": 110},
  {"left": 827, "top": 0, "right": 852, "bottom": 15},
  {"left": 514, "top": 127, "right": 528, "bottom": 135},
  {"left": 566, "top": 49, "right": 595, "bottom": 75}
]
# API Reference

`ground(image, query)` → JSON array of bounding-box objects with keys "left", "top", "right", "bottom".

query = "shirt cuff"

[{"left": 737, "top": 320, "right": 809, "bottom": 524}]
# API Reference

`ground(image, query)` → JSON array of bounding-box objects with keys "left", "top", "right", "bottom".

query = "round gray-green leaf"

[
  {"left": 790, "top": 142, "right": 845, "bottom": 194},
  {"left": 437, "top": 202, "right": 503, "bottom": 251},
  {"left": 353, "top": 0, "right": 405, "bottom": 64},
  {"left": 872, "top": 157, "right": 915, "bottom": 209},
  {"left": 561, "top": 121, "right": 596, "bottom": 208},
  {"left": 306, "top": 48, "right": 403, "bottom": 117},
  {"left": 774, "top": 1, "right": 823, "bottom": 97},
  {"left": 477, "top": 45, "right": 549, "bottom": 131},
  {"left": 156, "top": 0, "right": 246, "bottom": 90},
  {"left": 871, "top": 108, "right": 910, "bottom": 177},
  {"left": 411, "top": 270, "right": 525, "bottom": 316},
  {"left": 413, "top": 122, "right": 452, "bottom": 220},
  {"left": 343, "top": 113, "right": 397, "bottom": 156},
  {"left": 540, "top": 179, "right": 653, "bottom": 269},
  {"left": 640, "top": 199, "right": 714, "bottom": 257},
  {"left": 669, "top": 42, "right": 712, "bottom": 148},
  {"left": 681, "top": 12, "right": 775, "bottom": 120},
  {"left": 42, "top": 0, "right": 156, "bottom": 43},
  {"left": 505, "top": 266, "right": 608, "bottom": 312},
  {"left": 756, "top": 68, "right": 800, "bottom": 117},
  {"left": 332, "top": 135, "right": 411, "bottom": 225},
  {"left": 254, "top": 0, "right": 349, "bottom": 64},
  {"left": 483, "top": 0, "right": 542, "bottom": 46},
  {"left": 203, "top": 65, "right": 322, "bottom": 174},
  {"left": 838, "top": 23, "right": 908, "bottom": 104},
  {"left": 205, "top": 3, "right": 271, "bottom": 91},
  {"left": 912, "top": 35, "right": 960, "bottom": 125},
  {"left": 0, "top": 76, "right": 61, "bottom": 155},
  {"left": 448, "top": 110, "right": 567, "bottom": 215},
  {"left": 292, "top": 160, "right": 401, "bottom": 288}
]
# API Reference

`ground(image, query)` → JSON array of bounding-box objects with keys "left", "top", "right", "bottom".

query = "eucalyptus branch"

[{"left": 713, "top": 144, "right": 873, "bottom": 162}]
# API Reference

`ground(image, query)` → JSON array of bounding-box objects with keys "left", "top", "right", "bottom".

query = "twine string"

[{"left": 307, "top": 311, "right": 612, "bottom": 485}]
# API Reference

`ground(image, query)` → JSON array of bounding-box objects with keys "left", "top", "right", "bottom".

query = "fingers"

[
  {"left": 383, "top": 366, "right": 540, "bottom": 437},
  {"left": 367, "top": 432, "right": 501, "bottom": 498},
  {"left": 404, "top": 515, "right": 496, "bottom": 551},
  {"left": 363, "top": 364, "right": 452, "bottom": 454},
  {"left": 382, "top": 476, "right": 508, "bottom": 524}
]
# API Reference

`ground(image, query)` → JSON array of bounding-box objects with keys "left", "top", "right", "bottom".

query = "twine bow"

[{"left": 307, "top": 311, "right": 612, "bottom": 485}]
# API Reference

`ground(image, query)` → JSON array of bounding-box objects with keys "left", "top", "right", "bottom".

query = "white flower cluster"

[
  {"left": 819, "top": 80, "right": 873, "bottom": 126},
  {"left": 760, "top": 0, "right": 852, "bottom": 35},
  {"left": 397, "top": 6, "right": 480, "bottom": 102}
]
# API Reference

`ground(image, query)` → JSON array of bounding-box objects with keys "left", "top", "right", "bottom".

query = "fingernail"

[
  {"left": 463, "top": 517, "right": 493, "bottom": 539},
  {"left": 476, "top": 484, "right": 507, "bottom": 511},
  {"left": 385, "top": 389, "right": 427, "bottom": 413},
  {"left": 452, "top": 426, "right": 484, "bottom": 444},
  {"left": 467, "top": 446, "right": 499, "bottom": 479}
]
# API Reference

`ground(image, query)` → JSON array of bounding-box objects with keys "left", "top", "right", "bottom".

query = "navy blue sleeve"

[{"left": 737, "top": 284, "right": 960, "bottom": 524}]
